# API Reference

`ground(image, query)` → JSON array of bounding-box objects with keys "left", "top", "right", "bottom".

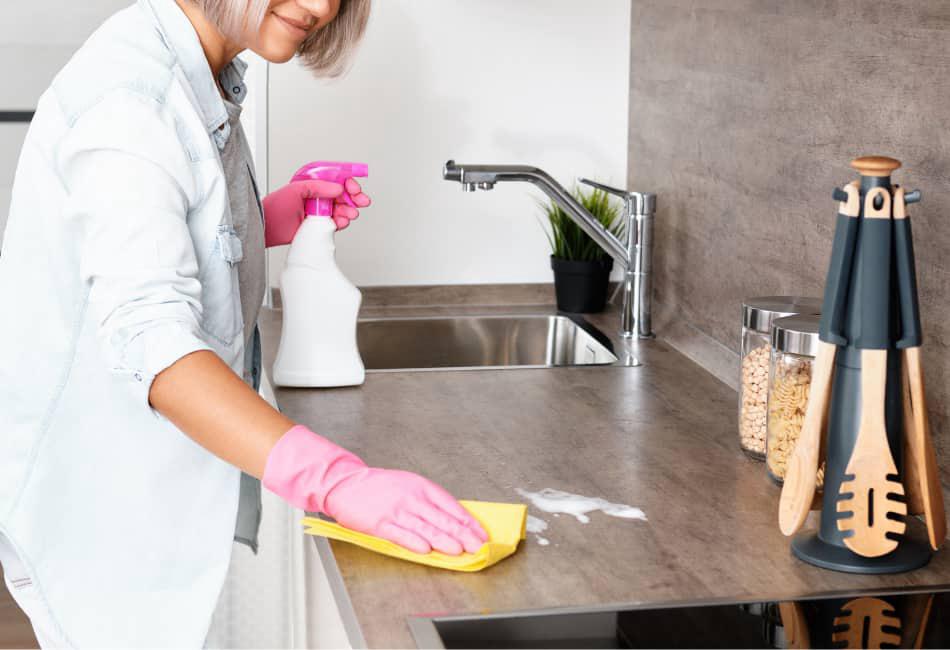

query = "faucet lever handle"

[
  {"left": 578, "top": 177, "right": 635, "bottom": 199},
  {"left": 579, "top": 178, "right": 656, "bottom": 217}
]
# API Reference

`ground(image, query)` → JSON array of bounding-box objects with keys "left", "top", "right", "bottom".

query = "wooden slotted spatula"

[
  {"left": 836, "top": 349, "right": 907, "bottom": 555},
  {"left": 831, "top": 597, "right": 902, "bottom": 648},
  {"left": 836, "top": 186, "right": 907, "bottom": 557}
]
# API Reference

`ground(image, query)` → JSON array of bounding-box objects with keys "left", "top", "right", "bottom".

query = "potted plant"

[{"left": 539, "top": 185, "right": 625, "bottom": 313}]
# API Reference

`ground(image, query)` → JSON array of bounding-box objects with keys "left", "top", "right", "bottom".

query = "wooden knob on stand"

[{"left": 851, "top": 156, "right": 902, "bottom": 177}]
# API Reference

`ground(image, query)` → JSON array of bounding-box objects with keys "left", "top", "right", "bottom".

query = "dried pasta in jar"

[{"left": 766, "top": 314, "right": 824, "bottom": 486}]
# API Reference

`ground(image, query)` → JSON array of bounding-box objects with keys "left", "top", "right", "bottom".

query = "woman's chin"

[{"left": 252, "top": 44, "right": 298, "bottom": 64}]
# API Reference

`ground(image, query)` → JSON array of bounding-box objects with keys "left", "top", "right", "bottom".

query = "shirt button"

[{"left": 134, "top": 373, "right": 143, "bottom": 382}]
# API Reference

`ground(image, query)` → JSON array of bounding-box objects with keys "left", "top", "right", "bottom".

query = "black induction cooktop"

[{"left": 407, "top": 586, "right": 950, "bottom": 648}]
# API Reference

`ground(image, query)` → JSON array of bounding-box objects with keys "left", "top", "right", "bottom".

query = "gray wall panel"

[{"left": 629, "top": 0, "right": 950, "bottom": 460}]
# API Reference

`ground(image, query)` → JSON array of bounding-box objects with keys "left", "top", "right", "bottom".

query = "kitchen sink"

[{"left": 356, "top": 314, "right": 617, "bottom": 372}]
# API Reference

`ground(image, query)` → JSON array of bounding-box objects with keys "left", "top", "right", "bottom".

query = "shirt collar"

[{"left": 138, "top": 0, "right": 249, "bottom": 148}]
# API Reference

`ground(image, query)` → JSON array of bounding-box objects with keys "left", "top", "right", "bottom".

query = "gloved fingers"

[
  {"left": 343, "top": 178, "right": 372, "bottom": 207},
  {"left": 333, "top": 204, "right": 359, "bottom": 221},
  {"left": 377, "top": 521, "right": 431, "bottom": 555},
  {"left": 414, "top": 503, "right": 486, "bottom": 553},
  {"left": 421, "top": 483, "right": 489, "bottom": 542},
  {"left": 343, "top": 177, "right": 361, "bottom": 196},
  {"left": 339, "top": 192, "right": 370, "bottom": 208},
  {"left": 295, "top": 179, "right": 344, "bottom": 199},
  {"left": 396, "top": 511, "right": 465, "bottom": 556},
  {"left": 332, "top": 204, "right": 358, "bottom": 231}
]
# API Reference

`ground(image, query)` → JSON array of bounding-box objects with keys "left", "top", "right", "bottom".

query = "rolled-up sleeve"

[{"left": 57, "top": 89, "right": 213, "bottom": 418}]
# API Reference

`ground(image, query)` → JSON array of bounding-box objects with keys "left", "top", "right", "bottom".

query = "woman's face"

[{"left": 247, "top": 0, "right": 341, "bottom": 63}]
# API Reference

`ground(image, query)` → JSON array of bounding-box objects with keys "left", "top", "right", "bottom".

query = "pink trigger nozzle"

[{"left": 291, "top": 161, "right": 369, "bottom": 218}]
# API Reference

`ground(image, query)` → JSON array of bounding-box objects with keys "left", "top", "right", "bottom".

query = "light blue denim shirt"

[{"left": 0, "top": 0, "right": 265, "bottom": 645}]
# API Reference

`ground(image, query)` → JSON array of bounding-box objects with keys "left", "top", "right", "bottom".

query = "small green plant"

[{"left": 537, "top": 185, "right": 625, "bottom": 262}]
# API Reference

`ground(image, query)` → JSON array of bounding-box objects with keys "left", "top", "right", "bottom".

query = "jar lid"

[
  {"left": 772, "top": 314, "right": 820, "bottom": 357},
  {"left": 741, "top": 296, "right": 821, "bottom": 333}
]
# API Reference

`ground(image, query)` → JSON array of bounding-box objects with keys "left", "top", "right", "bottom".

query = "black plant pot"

[{"left": 550, "top": 255, "right": 613, "bottom": 313}]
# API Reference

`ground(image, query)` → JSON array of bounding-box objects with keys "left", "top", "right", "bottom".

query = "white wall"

[{"left": 267, "top": 0, "right": 631, "bottom": 287}]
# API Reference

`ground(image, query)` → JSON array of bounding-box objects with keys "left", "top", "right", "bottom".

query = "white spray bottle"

[{"left": 272, "top": 161, "right": 367, "bottom": 387}]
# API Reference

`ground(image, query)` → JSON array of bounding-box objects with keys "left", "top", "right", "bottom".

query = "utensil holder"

[{"left": 787, "top": 156, "right": 937, "bottom": 573}]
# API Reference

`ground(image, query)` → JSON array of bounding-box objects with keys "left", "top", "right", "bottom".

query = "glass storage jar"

[
  {"left": 766, "top": 314, "right": 822, "bottom": 485},
  {"left": 739, "top": 297, "right": 820, "bottom": 459}
]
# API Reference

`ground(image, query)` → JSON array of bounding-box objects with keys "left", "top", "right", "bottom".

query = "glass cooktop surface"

[{"left": 408, "top": 586, "right": 950, "bottom": 649}]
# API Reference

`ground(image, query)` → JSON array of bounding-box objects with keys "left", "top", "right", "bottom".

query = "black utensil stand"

[{"left": 792, "top": 162, "right": 932, "bottom": 573}]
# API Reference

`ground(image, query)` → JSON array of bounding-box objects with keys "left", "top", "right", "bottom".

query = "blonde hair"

[{"left": 195, "top": 0, "right": 372, "bottom": 78}]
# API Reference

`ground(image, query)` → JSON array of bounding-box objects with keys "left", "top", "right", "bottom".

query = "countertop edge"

[{"left": 313, "top": 536, "right": 368, "bottom": 649}]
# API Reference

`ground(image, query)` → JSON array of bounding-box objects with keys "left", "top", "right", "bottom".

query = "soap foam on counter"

[
  {"left": 526, "top": 514, "right": 550, "bottom": 546},
  {"left": 526, "top": 515, "right": 548, "bottom": 534},
  {"left": 516, "top": 488, "right": 647, "bottom": 524}
]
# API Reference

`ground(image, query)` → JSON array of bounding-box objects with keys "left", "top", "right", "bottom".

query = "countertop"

[{"left": 257, "top": 301, "right": 950, "bottom": 649}]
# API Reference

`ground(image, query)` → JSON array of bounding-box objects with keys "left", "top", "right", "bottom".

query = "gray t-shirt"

[
  {"left": 220, "top": 99, "right": 265, "bottom": 358},
  {"left": 220, "top": 98, "right": 266, "bottom": 551}
]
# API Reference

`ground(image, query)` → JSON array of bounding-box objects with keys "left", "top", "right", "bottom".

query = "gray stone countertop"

[{"left": 257, "top": 302, "right": 950, "bottom": 649}]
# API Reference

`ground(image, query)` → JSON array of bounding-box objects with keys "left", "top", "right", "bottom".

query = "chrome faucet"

[{"left": 442, "top": 160, "right": 656, "bottom": 339}]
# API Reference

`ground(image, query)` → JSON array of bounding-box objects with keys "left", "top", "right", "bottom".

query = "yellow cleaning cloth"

[{"left": 301, "top": 500, "right": 527, "bottom": 572}]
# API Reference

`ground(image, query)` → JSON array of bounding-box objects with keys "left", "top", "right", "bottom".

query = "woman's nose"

[{"left": 295, "top": 0, "right": 332, "bottom": 17}]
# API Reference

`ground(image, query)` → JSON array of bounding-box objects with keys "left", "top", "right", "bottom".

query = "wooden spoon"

[
  {"left": 780, "top": 340, "right": 835, "bottom": 535},
  {"left": 779, "top": 182, "right": 860, "bottom": 535},
  {"left": 778, "top": 601, "right": 811, "bottom": 649}
]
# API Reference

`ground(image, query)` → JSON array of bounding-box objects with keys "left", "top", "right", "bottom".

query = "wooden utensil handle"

[
  {"left": 904, "top": 347, "right": 948, "bottom": 550},
  {"left": 859, "top": 349, "right": 888, "bottom": 435}
]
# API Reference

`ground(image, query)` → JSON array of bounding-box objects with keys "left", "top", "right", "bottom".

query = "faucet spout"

[
  {"left": 443, "top": 160, "right": 629, "bottom": 266},
  {"left": 443, "top": 160, "right": 655, "bottom": 340}
]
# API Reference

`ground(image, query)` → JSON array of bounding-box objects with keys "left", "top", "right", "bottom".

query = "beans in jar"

[{"left": 739, "top": 344, "right": 770, "bottom": 456}]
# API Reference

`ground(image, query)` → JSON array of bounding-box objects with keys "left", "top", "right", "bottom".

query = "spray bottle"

[{"left": 272, "top": 161, "right": 367, "bottom": 387}]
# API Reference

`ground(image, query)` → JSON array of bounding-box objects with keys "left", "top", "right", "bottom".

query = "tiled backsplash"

[{"left": 629, "top": 1, "right": 950, "bottom": 468}]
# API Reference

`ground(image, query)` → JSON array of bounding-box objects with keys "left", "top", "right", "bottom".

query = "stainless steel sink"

[{"left": 356, "top": 314, "right": 617, "bottom": 372}]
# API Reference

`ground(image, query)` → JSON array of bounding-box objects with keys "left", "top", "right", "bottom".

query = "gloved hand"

[
  {"left": 262, "top": 178, "right": 372, "bottom": 247},
  {"left": 262, "top": 425, "right": 488, "bottom": 555}
]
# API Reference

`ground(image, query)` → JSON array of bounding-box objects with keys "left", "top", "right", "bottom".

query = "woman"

[{"left": 0, "top": 0, "right": 487, "bottom": 646}]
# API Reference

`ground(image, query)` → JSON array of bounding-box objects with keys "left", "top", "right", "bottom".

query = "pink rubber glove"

[
  {"left": 262, "top": 425, "right": 489, "bottom": 555},
  {"left": 262, "top": 178, "right": 372, "bottom": 247}
]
